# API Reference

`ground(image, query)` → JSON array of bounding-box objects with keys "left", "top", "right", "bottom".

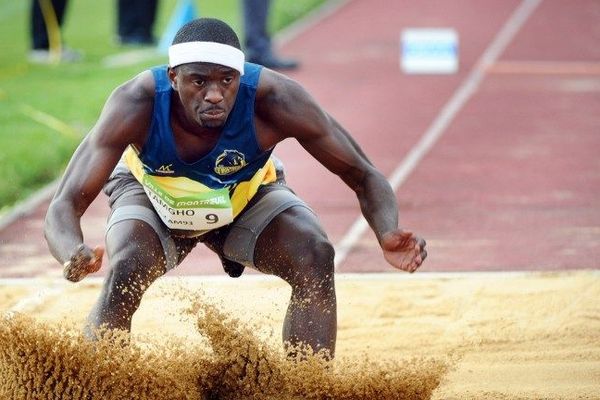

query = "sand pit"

[{"left": 0, "top": 270, "right": 599, "bottom": 399}]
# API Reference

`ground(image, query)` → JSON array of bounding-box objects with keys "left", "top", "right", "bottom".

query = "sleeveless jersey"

[{"left": 123, "top": 63, "right": 276, "bottom": 233}]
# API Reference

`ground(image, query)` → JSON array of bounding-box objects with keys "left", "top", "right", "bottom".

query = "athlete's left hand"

[{"left": 381, "top": 230, "right": 427, "bottom": 273}]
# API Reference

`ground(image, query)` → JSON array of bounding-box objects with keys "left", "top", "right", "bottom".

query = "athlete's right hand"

[{"left": 63, "top": 244, "right": 104, "bottom": 282}]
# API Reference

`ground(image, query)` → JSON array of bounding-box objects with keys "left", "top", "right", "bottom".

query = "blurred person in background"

[
  {"left": 116, "top": 0, "right": 158, "bottom": 45},
  {"left": 29, "top": 0, "right": 80, "bottom": 63},
  {"left": 242, "top": 0, "right": 298, "bottom": 70}
]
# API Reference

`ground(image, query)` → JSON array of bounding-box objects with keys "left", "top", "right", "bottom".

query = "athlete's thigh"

[
  {"left": 105, "top": 217, "right": 167, "bottom": 273},
  {"left": 104, "top": 168, "right": 171, "bottom": 273},
  {"left": 253, "top": 205, "right": 330, "bottom": 278}
]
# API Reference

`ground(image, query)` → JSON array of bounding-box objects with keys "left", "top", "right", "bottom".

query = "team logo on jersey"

[
  {"left": 157, "top": 164, "right": 174, "bottom": 174},
  {"left": 214, "top": 150, "right": 247, "bottom": 175}
]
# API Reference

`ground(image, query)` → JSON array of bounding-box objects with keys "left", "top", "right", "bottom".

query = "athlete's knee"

[
  {"left": 103, "top": 248, "right": 164, "bottom": 305},
  {"left": 106, "top": 219, "right": 167, "bottom": 279},
  {"left": 288, "top": 236, "right": 335, "bottom": 290}
]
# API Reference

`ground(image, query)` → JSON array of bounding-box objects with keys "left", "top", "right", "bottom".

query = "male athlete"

[{"left": 44, "top": 18, "right": 427, "bottom": 357}]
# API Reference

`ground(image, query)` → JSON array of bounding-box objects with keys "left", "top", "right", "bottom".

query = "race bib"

[{"left": 142, "top": 174, "right": 233, "bottom": 231}]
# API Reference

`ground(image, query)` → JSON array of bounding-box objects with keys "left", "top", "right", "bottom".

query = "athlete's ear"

[{"left": 167, "top": 66, "right": 178, "bottom": 91}]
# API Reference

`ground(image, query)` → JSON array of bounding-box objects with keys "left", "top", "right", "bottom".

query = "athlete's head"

[
  {"left": 172, "top": 18, "right": 241, "bottom": 50},
  {"left": 168, "top": 18, "right": 244, "bottom": 129}
]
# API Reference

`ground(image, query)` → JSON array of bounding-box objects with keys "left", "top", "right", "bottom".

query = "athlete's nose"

[{"left": 204, "top": 83, "right": 224, "bottom": 104}]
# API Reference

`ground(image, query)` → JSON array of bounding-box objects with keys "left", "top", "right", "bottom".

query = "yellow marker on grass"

[{"left": 18, "top": 103, "right": 80, "bottom": 140}]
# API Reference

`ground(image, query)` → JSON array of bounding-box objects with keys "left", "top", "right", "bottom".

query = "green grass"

[{"left": 0, "top": 0, "right": 324, "bottom": 212}]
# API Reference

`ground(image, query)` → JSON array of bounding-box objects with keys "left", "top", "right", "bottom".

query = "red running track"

[{"left": 0, "top": 0, "right": 599, "bottom": 279}]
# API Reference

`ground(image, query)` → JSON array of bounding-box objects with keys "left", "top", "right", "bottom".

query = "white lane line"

[
  {"left": 333, "top": 0, "right": 543, "bottom": 269},
  {"left": 487, "top": 61, "right": 600, "bottom": 75}
]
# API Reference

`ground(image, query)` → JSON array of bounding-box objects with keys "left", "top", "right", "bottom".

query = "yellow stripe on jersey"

[{"left": 123, "top": 146, "right": 276, "bottom": 218}]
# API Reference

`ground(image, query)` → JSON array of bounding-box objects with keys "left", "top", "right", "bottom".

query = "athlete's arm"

[
  {"left": 44, "top": 71, "right": 154, "bottom": 281},
  {"left": 255, "top": 70, "right": 426, "bottom": 272}
]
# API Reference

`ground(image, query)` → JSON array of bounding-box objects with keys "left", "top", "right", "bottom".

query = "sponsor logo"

[
  {"left": 214, "top": 150, "right": 247, "bottom": 175},
  {"left": 157, "top": 164, "right": 174, "bottom": 174}
]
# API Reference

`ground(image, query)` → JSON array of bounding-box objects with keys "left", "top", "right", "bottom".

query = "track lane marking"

[
  {"left": 334, "top": 0, "right": 543, "bottom": 269},
  {"left": 487, "top": 61, "right": 600, "bottom": 75}
]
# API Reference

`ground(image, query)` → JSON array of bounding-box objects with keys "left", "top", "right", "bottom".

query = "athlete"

[{"left": 44, "top": 18, "right": 427, "bottom": 357}]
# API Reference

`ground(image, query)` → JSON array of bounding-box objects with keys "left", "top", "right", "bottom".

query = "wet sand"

[{"left": 1, "top": 270, "right": 599, "bottom": 399}]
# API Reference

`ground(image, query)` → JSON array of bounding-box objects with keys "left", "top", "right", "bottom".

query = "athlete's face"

[{"left": 169, "top": 63, "right": 240, "bottom": 129}]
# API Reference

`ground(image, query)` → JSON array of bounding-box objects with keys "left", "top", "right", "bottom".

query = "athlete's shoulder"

[
  {"left": 98, "top": 69, "right": 155, "bottom": 147},
  {"left": 111, "top": 69, "right": 156, "bottom": 105},
  {"left": 255, "top": 67, "right": 313, "bottom": 121},
  {"left": 256, "top": 68, "right": 303, "bottom": 103}
]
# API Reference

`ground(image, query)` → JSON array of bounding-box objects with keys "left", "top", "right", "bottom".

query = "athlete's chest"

[{"left": 171, "top": 124, "right": 221, "bottom": 164}]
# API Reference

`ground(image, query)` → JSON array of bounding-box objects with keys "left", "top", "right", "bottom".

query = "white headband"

[{"left": 168, "top": 41, "right": 245, "bottom": 75}]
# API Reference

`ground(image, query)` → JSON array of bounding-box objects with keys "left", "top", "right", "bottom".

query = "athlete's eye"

[
  {"left": 193, "top": 79, "right": 205, "bottom": 87},
  {"left": 222, "top": 76, "right": 234, "bottom": 85}
]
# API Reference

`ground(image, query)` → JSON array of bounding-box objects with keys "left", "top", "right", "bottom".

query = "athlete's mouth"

[{"left": 200, "top": 107, "right": 226, "bottom": 120}]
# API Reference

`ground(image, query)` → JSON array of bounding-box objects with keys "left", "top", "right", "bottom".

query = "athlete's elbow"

[
  {"left": 357, "top": 168, "right": 390, "bottom": 195},
  {"left": 341, "top": 167, "right": 369, "bottom": 195},
  {"left": 44, "top": 198, "right": 73, "bottom": 238},
  {"left": 44, "top": 200, "right": 62, "bottom": 241}
]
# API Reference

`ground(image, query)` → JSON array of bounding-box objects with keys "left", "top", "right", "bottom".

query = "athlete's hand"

[
  {"left": 63, "top": 244, "right": 104, "bottom": 282},
  {"left": 381, "top": 230, "right": 427, "bottom": 273}
]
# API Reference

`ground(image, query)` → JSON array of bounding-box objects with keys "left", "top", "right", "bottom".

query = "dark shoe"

[{"left": 248, "top": 54, "right": 299, "bottom": 70}]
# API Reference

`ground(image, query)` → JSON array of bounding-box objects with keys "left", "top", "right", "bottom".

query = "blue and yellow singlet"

[{"left": 123, "top": 63, "right": 276, "bottom": 233}]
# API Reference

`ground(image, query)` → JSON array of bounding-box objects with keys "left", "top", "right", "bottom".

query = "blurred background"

[
  {"left": 0, "top": 0, "right": 323, "bottom": 213},
  {"left": 0, "top": 0, "right": 598, "bottom": 275}
]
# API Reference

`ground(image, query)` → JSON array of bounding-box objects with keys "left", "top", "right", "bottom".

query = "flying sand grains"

[
  {"left": 195, "top": 301, "right": 448, "bottom": 400},
  {"left": 0, "top": 287, "right": 448, "bottom": 400},
  {"left": 0, "top": 313, "right": 208, "bottom": 399}
]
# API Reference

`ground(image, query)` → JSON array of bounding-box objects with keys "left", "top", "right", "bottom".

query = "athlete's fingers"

[
  {"left": 415, "top": 253, "right": 422, "bottom": 265},
  {"left": 89, "top": 246, "right": 104, "bottom": 269},
  {"left": 63, "top": 244, "right": 102, "bottom": 282},
  {"left": 83, "top": 246, "right": 103, "bottom": 274},
  {"left": 413, "top": 257, "right": 423, "bottom": 271},
  {"left": 69, "top": 243, "right": 93, "bottom": 264},
  {"left": 63, "top": 260, "right": 85, "bottom": 282},
  {"left": 92, "top": 246, "right": 104, "bottom": 260},
  {"left": 383, "top": 230, "right": 413, "bottom": 250},
  {"left": 399, "top": 231, "right": 415, "bottom": 248}
]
